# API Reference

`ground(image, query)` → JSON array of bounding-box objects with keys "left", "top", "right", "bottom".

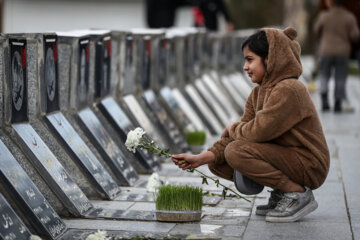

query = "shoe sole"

[
  {"left": 255, "top": 209, "right": 271, "bottom": 216},
  {"left": 265, "top": 200, "right": 318, "bottom": 223}
]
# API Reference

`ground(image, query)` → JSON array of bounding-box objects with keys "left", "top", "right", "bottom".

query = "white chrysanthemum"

[
  {"left": 85, "top": 230, "right": 110, "bottom": 240},
  {"left": 30, "top": 236, "right": 43, "bottom": 240},
  {"left": 184, "top": 123, "right": 197, "bottom": 133},
  {"left": 146, "top": 172, "right": 163, "bottom": 192},
  {"left": 125, "top": 127, "right": 146, "bottom": 153}
]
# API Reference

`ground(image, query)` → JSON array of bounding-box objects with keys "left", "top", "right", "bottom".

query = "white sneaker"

[{"left": 342, "top": 99, "right": 355, "bottom": 113}]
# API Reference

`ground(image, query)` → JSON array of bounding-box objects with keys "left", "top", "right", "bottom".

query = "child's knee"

[{"left": 224, "top": 140, "right": 251, "bottom": 166}]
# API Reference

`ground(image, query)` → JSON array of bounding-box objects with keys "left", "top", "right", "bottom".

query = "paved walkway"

[{"left": 61, "top": 76, "right": 360, "bottom": 240}]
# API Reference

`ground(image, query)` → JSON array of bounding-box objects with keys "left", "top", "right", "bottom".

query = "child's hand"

[{"left": 172, "top": 153, "right": 200, "bottom": 170}]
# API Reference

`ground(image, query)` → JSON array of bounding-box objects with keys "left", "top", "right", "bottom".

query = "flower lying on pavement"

[
  {"left": 146, "top": 172, "right": 164, "bottom": 192},
  {"left": 85, "top": 230, "right": 110, "bottom": 240},
  {"left": 125, "top": 128, "right": 250, "bottom": 202}
]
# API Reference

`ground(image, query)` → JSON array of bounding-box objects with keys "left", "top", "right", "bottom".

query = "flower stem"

[{"left": 139, "top": 139, "right": 250, "bottom": 202}]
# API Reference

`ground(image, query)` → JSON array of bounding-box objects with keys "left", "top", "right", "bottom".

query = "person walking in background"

[
  {"left": 191, "top": 0, "right": 234, "bottom": 32},
  {"left": 314, "top": 0, "right": 359, "bottom": 112}
]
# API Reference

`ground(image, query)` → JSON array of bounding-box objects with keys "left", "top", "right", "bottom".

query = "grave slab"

[
  {"left": 0, "top": 139, "right": 67, "bottom": 239},
  {"left": 77, "top": 107, "right": 139, "bottom": 186},
  {"left": 194, "top": 78, "right": 231, "bottom": 126},
  {"left": 184, "top": 84, "right": 223, "bottom": 134},
  {"left": 44, "top": 111, "right": 122, "bottom": 200},
  {"left": 142, "top": 89, "right": 188, "bottom": 152},
  {"left": 0, "top": 192, "right": 32, "bottom": 240},
  {"left": 97, "top": 96, "right": 160, "bottom": 171}
]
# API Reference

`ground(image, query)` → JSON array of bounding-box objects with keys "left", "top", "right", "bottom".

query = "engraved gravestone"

[
  {"left": 0, "top": 192, "right": 32, "bottom": 239},
  {"left": 122, "top": 34, "right": 136, "bottom": 95},
  {"left": 0, "top": 140, "right": 66, "bottom": 239},
  {"left": 77, "top": 108, "right": 139, "bottom": 186},
  {"left": 184, "top": 84, "right": 223, "bottom": 135},
  {"left": 202, "top": 74, "right": 241, "bottom": 120},
  {"left": 94, "top": 34, "right": 111, "bottom": 98},
  {"left": 87, "top": 31, "right": 158, "bottom": 173},
  {"left": 8, "top": 38, "right": 28, "bottom": 124},
  {"left": 194, "top": 78, "right": 231, "bottom": 126},
  {"left": 43, "top": 35, "right": 60, "bottom": 114},
  {"left": 41, "top": 33, "right": 122, "bottom": 199},
  {"left": 98, "top": 97, "right": 160, "bottom": 171},
  {"left": 142, "top": 90, "right": 188, "bottom": 152}
]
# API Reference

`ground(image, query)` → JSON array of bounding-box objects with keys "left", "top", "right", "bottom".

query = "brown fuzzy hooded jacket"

[{"left": 209, "top": 27, "right": 330, "bottom": 189}]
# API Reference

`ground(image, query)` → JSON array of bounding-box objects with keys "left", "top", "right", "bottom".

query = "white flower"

[
  {"left": 30, "top": 236, "right": 42, "bottom": 240},
  {"left": 146, "top": 172, "right": 163, "bottom": 192},
  {"left": 125, "top": 127, "right": 146, "bottom": 153},
  {"left": 184, "top": 123, "right": 197, "bottom": 133},
  {"left": 85, "top": 230, "right": 110, "bottom": 240}
]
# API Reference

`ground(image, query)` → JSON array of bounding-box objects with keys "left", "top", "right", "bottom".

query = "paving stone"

[
  {"left": 243, "top": 221, "right": 352, "bottom": 240},
  {"left": 63, "top": 219, "right": 175, "bottom": 232},
  {"left": 90, "top": 200, "right": 134, "bottom": 210},
  {"left": 201, "top": 215, "right": 248, "bottom": 226}
]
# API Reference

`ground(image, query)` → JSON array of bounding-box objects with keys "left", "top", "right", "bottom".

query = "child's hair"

[{"left": 241, "top": 31, "right": 269, "bottom": 65}]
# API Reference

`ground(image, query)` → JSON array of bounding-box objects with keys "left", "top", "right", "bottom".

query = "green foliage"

[
  {"left": 186, "top": 131, "right": 206, "bottom": 146},
  {"left": 156, "top": 185, "right": 203, "bottom": 211}
]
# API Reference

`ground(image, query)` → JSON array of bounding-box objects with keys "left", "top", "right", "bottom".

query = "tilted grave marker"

[
  {"left": 42, "top": 33, "right": 122, "bottom": 199},
  {"left": 142, "top": 90, "right": 188, "bottom": 152},
  {"left": 0, "top": 192, "right": 32, "bottom": 240},
  {"left": 0, "top": 140, "right": 66, "bottom": 239},
  {"left": 77, "top": 108, "right": 139, "bottom": 186},
  {"left": 194, "top": 78, "right": 231, "bottom": 126},
  {"left": 184, "top": 84, "right": 223, "bottom": 135},
  {"left": 98, "top": 97, "right": 160, "bottom": 171},
  {"left": 56, "top": 31, "right": 140, "bottom": 186},
  {"left": 202, "top": 73, "right": 242, "bottom": 117}
]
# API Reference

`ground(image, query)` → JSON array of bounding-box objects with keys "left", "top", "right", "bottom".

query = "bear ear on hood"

[{"left": 283, "top": 27, "right": 297, "bottom": 40}]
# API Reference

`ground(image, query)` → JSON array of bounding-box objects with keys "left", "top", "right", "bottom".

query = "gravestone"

[
  {"left": 98, "top": 97, "right": 160, "bottom": 171},
  {"left": 77, "top": 108, "right": 139, "bottom": 186},
  {"left": 0, "top": 139, "right": 67, "bottom": 239},
  {"left": 184, "top": 84, "right": 223, "bottom": 135},
  {"left": 39, "top": 32, "right": 122, "bottom": 199},
  {"left": 57, "top": 31, "right": 140, "bottom": 186},
  {"left": 194, "top": 78, "right": 231, "bottom": 126},
  {"left": 142, "top": 90, "right": 188, "bottom": 152},
  {"left": 202, "top": 74, "right": 241, "bottom": 121},
  {"left": 9, "top": 33, "right": 121, "bottom": 200},
  {"left": 0, "top": 192, "right": 32, "bottom": 239},
  {"left": 88, "top": 31, "right": 160, "bottom": 172}
]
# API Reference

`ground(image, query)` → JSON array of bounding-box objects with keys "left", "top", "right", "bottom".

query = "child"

[{"left": 172, "top": 27, "right": 330, "bottom": 222}]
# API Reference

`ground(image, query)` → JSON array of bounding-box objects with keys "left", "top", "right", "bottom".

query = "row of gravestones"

[{"left": 0, "top": 28, "right": 253, "bottom": 239}]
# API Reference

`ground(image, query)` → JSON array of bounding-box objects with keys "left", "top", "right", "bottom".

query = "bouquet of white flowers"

[{"left": 125, "top": 128, "right": 249, "bottom": 201}]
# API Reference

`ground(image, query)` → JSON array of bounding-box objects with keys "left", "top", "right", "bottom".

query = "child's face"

[{"left": 243, "top": 46, "right": 267, "bottom": 84}]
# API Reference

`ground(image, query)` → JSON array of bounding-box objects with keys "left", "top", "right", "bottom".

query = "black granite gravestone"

[
  {"left": 0, "top": 192, "right": 32, "bottom": 239},
  {"left": 77, "top": 38, "right": 91, "bottom": 110},
  {"left": 142, "top": 90, "right": 188, "bottom": 152},
  {"left": 77, "top": 108, "right": 139, "bottom": 186},
  {"left": 122, "top": 35, "right": 136, "bottom": 96},
  {"left": 43, "top": 35, "right": 60, "bottom": 114},
  {"left": 94, "top": 34, "right": 111, "bottom": 99},
  {"left": 41, "top": 34, "right": 122, "bottom": 200},
  {"left": 11, "top": 123, "right": 153, "bottom": 221},
  {"left": 184, "top": 84, "right": 223, "bottom": 135},
  {"left": 0, "top": 140, "right": 67, "bottom": 239},
  {"left": 57, "top": 31, "right": 141, "bottom": 186},
  {"left": 194, "top": 78, "right": 231, "bottom": 126},
  {"left": 159, "top": 86, "right": 192, "bottom": 132},
  {"left": 98, "top": 97, "right": 160, "bottom": 171},
  {"left": 44, "top": 112, "right": 122, "bottom": 199},
  {"left": 9, "top": 38, "right": 28, "bottom": 124}
]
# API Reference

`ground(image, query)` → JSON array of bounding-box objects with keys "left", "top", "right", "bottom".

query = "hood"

[{"left": 260, "top": 27, "right": 302, "bottom": 88}]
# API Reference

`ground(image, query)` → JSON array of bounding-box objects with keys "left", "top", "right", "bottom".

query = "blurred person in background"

[
  {"left": 146, "top": 0, "right": 188, "bottom": 28},
  {"left": 191, "top": 0, "right": 234, "bottom": 32},
  {"left": 314, "top": 0, "right": 359, "bottom": 112}
]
